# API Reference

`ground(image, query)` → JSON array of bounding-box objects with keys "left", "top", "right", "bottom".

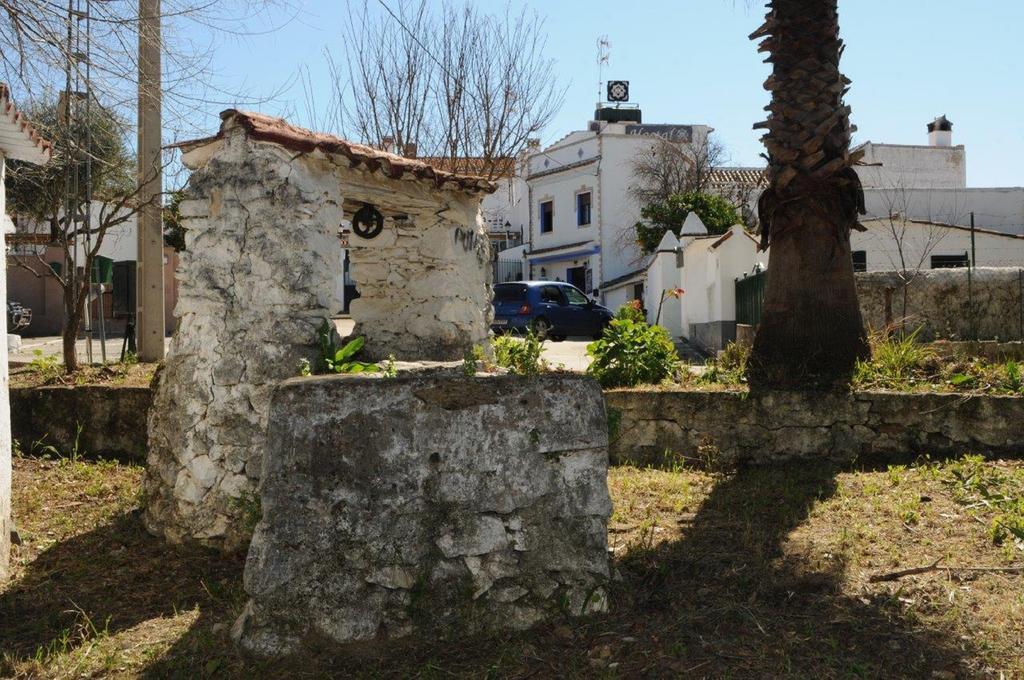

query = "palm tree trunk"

[{"left": 746, "top": 0, "right": 869, "bottom": 389}]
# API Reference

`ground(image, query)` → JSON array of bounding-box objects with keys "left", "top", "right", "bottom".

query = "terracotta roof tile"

[
  {"left": 179, "top": 110, "right": 497, "bottom": 195},
  {"left": 0, "top": 83, "right": 52, "bottom": 164},
  {"left": 415, "top": 156, "right": 515, "bottom": 178}
]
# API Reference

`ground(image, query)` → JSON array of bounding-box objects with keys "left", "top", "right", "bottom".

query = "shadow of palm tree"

[
  {"left": 146, "top": 461, "right": 976, "bottom": 678},
  {"left": 0, "top": 509, "right": 244, "bottom": 672}
]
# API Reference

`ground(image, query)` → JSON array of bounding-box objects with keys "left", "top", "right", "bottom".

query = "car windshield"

[{"left": 494, "top": 284, "right": 527, "bottom": 303}]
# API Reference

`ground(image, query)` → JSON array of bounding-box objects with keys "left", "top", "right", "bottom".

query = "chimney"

[
  {"left": 402, "top": 142, "right": 417, "bottom": 158},
  {"left": 526, "top": 138, "right": 541, "bottom": 151},
  {"left": 381, "top": 135, "right": 395, "bottom": 153},
  {"left": 927, "top": 115, "right": 953, "bottom": 147}
]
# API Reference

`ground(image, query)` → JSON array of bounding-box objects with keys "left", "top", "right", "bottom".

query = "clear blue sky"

[{"left": 203, "top": 0, "right": 1024, "bottom": 187}]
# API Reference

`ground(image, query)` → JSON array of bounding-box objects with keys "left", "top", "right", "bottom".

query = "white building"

[
  {"left": 852, "top": 217, "right": 1024, "bottom": 273},
  {"left": 1, "top": 83, "right": 51, "bottom": 580},
  {"left": 857, "top": 117, "right": 1024, "bottom": 235},
  {"left": 511, "top": 105, "right": 712, "bottom": 303}
]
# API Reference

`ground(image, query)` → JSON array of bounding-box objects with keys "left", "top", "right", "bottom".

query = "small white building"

[{"left": 0, "top": 83, "right": 51, "bottom": 580}]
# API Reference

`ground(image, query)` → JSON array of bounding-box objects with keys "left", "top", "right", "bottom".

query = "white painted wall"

[
  {"left": 855, "top": 142, "right": 967, "bottom": 190},
  {"left": 851, "top": 218, "right": 1024, "bottom": 272},
  {"left": 862, "top": 187, "right": 1024, "bottom": 235}
]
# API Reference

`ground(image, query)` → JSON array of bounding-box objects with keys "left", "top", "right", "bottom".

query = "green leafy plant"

[
  {"left": 382, "top": 354, "right": 398, "bottom": 378},
  {"left": 493, "top": 331, "right": 546, "bottom": 376},
  {"left": 853, "top": 327, "right": 934, "bottom": 389},
  {"left": 586, "top": 317, "right": 678, "bottom": 388},
  {"left": 616, "top": 299, "right": 646, "bottom": 323},
  {"left": 699, "top": 341, "right": 749, "bottom": 386},
  {"left": 633, "top": 191, "right": 741, "bottom": 253},
  {"left": 1003, "top": 361, "right": 1023, "bottom": 392},
  {"left": 941, "top": 455, "right": 1024, "bottom": 554},
  {"left": 305, "top": 320, "right": 379, "bottom": 375},
  {"left": 28, "top": 349, "right": 62, "bottom": 383}
]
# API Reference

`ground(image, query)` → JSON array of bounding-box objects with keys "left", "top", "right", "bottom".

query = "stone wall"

[
  {"left": 856, "top": 268, "right": 1024, "bottom": 340},
  {"left": 11, "top": 385, "right": 151, "bottom": 461},
  {"left": 144, "top": 131, "right": 344, "bottom": 550},
  {"left": 145, "top": 119, "right": 493, "bottom": 550},
  {"left": 605, "top": 388, "right": 1024, "bottom": 468},
  {"left": 233, "top": 371, "right": 610, "bottom": 657},
  {"left": 348, "top": 197, "right": 491, "bottom": 361}
]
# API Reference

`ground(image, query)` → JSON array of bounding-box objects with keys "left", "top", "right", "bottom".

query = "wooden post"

[{"left": 136, "top": 0, "right": 164, "bottom": 361}]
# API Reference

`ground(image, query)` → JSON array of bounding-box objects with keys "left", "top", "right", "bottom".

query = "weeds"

[
  {"left": 28, "top": 350, "right": 61, "bottom": 382},
  {"left": 493, "top": 331, "right": 546, "bottom": 376},
  {"left": 305, "top": 320, "right": 379, "bottom": 375},
  {"left": 940, "top": 455, "right": 1024, "bottom": 555}
]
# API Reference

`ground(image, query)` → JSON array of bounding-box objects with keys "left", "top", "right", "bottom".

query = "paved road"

[{"left": 10, "top": 318, "right": 597, "bottom": 371}]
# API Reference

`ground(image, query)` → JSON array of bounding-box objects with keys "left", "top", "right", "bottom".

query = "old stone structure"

[
  {"left": 857, "top": 267, "right": 1024, "bottom": 341},
  {"left": 233, "top": 370, "right": 611, "bottom": 657},
  {"left": 606, "top": 388, "right": 1024, "bottom": 467},
  {"left": 144, "top": 111, "right": 494, "bottom": 550}
]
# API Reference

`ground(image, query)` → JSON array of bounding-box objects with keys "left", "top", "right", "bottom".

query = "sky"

[{"left": 196, "top": 0, "right": 1024, "bottom": 188}]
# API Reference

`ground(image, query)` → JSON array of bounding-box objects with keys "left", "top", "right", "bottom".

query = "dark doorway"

[{"left": 567, "top": 266, "right": 586, "bottom": 291}]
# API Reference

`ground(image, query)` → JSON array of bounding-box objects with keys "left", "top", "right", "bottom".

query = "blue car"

[{"left": 491, "top": 281, "right": 613, "bottom": 341}]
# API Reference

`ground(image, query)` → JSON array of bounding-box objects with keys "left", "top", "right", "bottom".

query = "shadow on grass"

[
  {"left": 3, "top": 463, "right": 976, "bottom": 677},
  {"left": 147, "top": 461, "right": 975, "bottom": 678},
  {"left": 0, "top": 509, "right": 244, "bottom": 674}
]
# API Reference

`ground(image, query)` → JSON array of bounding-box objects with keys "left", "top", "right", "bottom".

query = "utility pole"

[{"left": 136, "top": 0, "right": 164, "bottom": 361}]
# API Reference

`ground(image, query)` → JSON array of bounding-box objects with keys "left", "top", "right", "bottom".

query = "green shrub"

[
  {"left": 586, "top": 317, "right": 678, "bottom": 388},
  {"left": 615, "top": 299, "right": 646, "bottom": 323},
  {"left": 493, "top": 331, "right": 545, "bottom": 376},
  {"left": 699, "top": 341, "right": 749, "bottom": 386}
]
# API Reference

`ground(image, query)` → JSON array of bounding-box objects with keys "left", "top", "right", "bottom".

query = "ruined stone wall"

[
  {"left": 145, "top": 128, "right": 493, "bottom": 550},
  {"left": 144, "top": 131, "right": 343, "bottom": 550},
  {"left": 856, "top": 268, "right": 1024, "bottom": 340},
  {"left": 234, "top": 371, "right": 610, "bottom": 656},
  {"left": 606, "top": 388, "right": 1024, "bottom": 468},
  {"left": 348, "top": 199, "right": 491, "bottom": 361}
]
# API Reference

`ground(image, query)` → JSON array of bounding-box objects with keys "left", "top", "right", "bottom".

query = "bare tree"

[
  {"left": 629, "top": 133, "right": 727, "bottom": 206},
  {"left": 872, "top": 180, "right": 949, "bottom": 333},
  {"left": 332, "top": 0, "right": 565, "bottom": 180},
  {"left": 6, "top": 97, "right": 163, "bottom": 372}
]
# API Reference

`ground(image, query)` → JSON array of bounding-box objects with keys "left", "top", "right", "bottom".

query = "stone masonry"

[
  {"left": 857, "top": 267, "right": 1024, "bottom": 341},
  {"left": 606, "top": 388, "right": 1024, "bottom": 468},
  {"left": 145, "top": 111, "right": 494, "bottom": 550},
  {"left": 233, "top": 371, "right": 611, "bottom": 657}
]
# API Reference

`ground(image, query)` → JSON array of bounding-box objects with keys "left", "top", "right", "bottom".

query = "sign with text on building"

[{"left": 624, "top": 124, "right": 693, "bottom": 142}]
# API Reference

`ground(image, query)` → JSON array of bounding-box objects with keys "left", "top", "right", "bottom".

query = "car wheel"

[
  {"left": 531, "top": 317, "right": 551, "bottom": 340},
  {"left": 549, "top": 334, "right": 567, "bottom": 342},
  {"left": 592, "top": 320, "right": 610, "bottom": 340}
]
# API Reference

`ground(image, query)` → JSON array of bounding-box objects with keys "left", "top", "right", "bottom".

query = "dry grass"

[
  {"left": 9, "top": 361, "right": 157, "bottom": 389},
  {"left": 2, "top": 454, "right": 1022, "bottom": 678}
]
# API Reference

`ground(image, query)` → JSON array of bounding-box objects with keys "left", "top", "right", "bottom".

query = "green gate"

[{"left": 735, "top": 268, "right": 766, "bottom": 326}]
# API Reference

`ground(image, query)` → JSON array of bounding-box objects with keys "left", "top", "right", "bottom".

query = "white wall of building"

[
  {"left": 862, "top": 187, "right": 1024, "bottom": 235},
  {"left": 852, "top": 218, "right": 1024, "bottom": 272},
  {"left": 855, "top": 142, "right": 967, "bottom": 190}
]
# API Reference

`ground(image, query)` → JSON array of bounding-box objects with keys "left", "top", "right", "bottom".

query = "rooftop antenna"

[{"left": 596, "top": 35, "right": 610, "bottom": 107}]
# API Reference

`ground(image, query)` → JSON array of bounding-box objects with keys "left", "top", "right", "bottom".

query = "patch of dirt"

[
  {"left": 9, "top": 362, "right": 158, "bottom": 389},
  {"left": 2, "top": 455, "right": 1021, "bottom": 678}
]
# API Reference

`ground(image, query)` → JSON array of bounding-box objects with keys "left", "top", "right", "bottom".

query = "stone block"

[{"left": 233, "top": 371, "right": 610, "bottom": 657}]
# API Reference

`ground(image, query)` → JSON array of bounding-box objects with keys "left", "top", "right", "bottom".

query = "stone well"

[
  {"left": 232, "top": 369, "right": 611, "bottom": 657},
  {"left": 145, "top": 111, "right": 495, "bottom": 550}
]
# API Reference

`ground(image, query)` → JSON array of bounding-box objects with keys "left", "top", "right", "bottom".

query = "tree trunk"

[
  {"left": 62, "top": 276, "right": 90, "bottom": 374},
  {"left": 746, "top": 0, "right": 869, "bottom": 389}
]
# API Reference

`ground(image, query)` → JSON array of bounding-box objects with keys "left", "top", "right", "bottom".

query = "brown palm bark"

[{"left": 746, "top": 0, "right": 869, "bottom": 389}]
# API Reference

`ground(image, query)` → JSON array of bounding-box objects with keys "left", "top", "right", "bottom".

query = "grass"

[
  {"left": 679, "top": 333, "right": 1024, "bottom": 396},
  {"left": 9, "top": 357, "right": 157, "bottom": 389},
  {"left": 2, "top": 453, "right": 1022, "bottom": 678}
]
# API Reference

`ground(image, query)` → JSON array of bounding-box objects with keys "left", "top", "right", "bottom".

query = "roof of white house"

[
  {"left": 680, "top": 212, "right": 708, "bottom": 236},
  {"left": 656, "top": 230, "right": 681, "bottom": 251},
  {"left": 861, "top": 216, "right": 1024, "bottom": 241},
  {"left": 0, "top": 83, "right": 51, "bottom": 164},
  {"left": 174, "top": 110, "right": 497, "bottom": 195}
]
